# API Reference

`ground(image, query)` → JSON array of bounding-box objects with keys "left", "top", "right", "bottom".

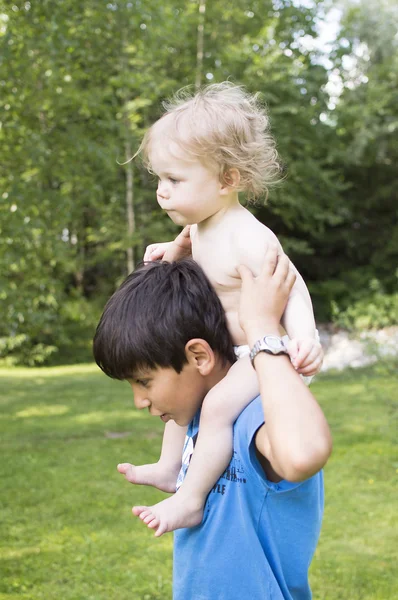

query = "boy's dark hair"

[{"left": 93, "top": 259, "right": 235, "bottom": 379}]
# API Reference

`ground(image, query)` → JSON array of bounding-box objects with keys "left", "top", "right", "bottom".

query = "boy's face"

[
  {"left": 127, "top": 361, "right": 209, "bottom": 427},
  {"left": 149, "top": 139, "right": 227, "bottom": 226}
]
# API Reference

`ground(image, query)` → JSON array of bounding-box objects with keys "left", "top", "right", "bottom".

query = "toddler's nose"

[{"left": 157, "top": 180, "right": 170, "bottom": 200}]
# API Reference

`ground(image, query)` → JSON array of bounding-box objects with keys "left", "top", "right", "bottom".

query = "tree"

[{"left": 308, "top": 0, "right": 398, "bottom": 319}]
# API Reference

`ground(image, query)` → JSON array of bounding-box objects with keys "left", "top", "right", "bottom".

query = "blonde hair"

[{"left": 138, "top": 82, "right": 281, "bottom": 201}]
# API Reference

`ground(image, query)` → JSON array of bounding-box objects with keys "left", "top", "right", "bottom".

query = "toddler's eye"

[{"left": 168, "top": 177, "right": 179, "bottom": 184}]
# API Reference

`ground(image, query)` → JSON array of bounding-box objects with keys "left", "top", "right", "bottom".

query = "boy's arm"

[{"left": 237, "top": 247, "right": 332, "bottom": 482}]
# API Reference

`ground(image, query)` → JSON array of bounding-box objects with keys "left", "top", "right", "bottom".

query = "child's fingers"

[
  {"left": 273, "top": 253, "right": 290, "bottom": 284},
  {"left": 286, "top": 338, "right": 299, "bottom": 362},
  {"left": 144, "top": 243, "right": 171, "bottom": 262},
  {"left": 285, "top": 266, "right": 297, "bottom": 290},
  {"left": 143, "top": 245, "right": 157, "bottom": 261},
  {"left": 292, "top": 339, "right": 316, "bottom": 368},
  {"left": 180, "top": 225, "right": 191, "bottom": 238},
  {"left": 237, "top": 264, "right": 253, "bottom": 284},
  {"left": 261, "top": 243, "right": 279, "bottom": 277},
  {"left": 297, "top": 355, "right": 324, "bottom": 376},
  {"left": 151, "top": 247, "right": 166, "bottom": 260},
  {"left": 296, "top": 344, "right": 324, "bottom": 371}
]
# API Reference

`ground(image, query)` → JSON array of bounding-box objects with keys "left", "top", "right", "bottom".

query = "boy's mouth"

[{"left": 160, "top": 414, "right": 170, "bottom": 423}]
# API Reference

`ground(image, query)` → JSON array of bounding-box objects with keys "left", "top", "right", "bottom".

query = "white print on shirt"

[
  {"left": 176, "top": 427, "right": 247, "bottom": 493},
  {"left": 176, "top": 432, "right": 197, "bottom": 491}
]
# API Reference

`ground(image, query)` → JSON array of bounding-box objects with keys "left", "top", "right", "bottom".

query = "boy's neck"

[
  {"left": 197, "top": 193, "right": 241, "bottom": 231},
  {"left": 203, "top": 359, "right": 232, "bottom": 394}
]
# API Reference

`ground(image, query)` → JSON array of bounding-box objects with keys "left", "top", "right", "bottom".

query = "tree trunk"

[
  {"left": 125, "top": 140, "right": 135, "bottom": 274},
  {"left": 195, "top": 0, "right": 206, "bottom": 90}
]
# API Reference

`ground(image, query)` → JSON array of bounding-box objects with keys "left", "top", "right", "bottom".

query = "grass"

[{"left": 0, "top": 363, "right": 397, "bottom": 599}]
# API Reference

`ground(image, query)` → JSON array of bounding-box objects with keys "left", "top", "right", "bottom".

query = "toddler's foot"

[
  {"left": 133, "top": 491, "right": 204, "bottom": 537},
  {"left": 117, "top": 462, "right": 178, "bottom": 493}
]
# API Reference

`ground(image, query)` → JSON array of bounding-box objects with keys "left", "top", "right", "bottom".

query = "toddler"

[{"left": 118, "top": 82, "right": 323, "bottom": 536}]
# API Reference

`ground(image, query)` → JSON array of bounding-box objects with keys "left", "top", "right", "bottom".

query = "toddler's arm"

[
  {"left": 235, "top": 227, "right": 322, "bottom": 377},
  {"left": 281, "top": 265, "right": 315, "bottom": 337},
  {"left": 281, "top": 267, "right": 323, "bottom": 376}
]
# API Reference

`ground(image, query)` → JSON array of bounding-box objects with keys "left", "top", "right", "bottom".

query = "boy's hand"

[
  {"left": 287, "top": 337, "right": 324, "bottom": 376},
  {"left": 237, "top": 245, "right": 296, "bottom": 342}
]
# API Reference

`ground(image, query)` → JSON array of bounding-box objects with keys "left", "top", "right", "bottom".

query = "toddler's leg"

[
  {"left": 133, "top": 357, "right": 259, "bottom": 536},
  {"left": 118, "top": 420, "right": 186, "bottom": 493}
]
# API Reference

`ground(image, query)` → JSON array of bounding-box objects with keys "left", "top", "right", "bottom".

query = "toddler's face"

[{"left": 149, "top": 141, "right": 225, "bottom": 226}]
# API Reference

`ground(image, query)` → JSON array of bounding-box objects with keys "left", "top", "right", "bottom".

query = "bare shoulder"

[{"left": 232, "top": 208, "right": 282, "bottom": 275}]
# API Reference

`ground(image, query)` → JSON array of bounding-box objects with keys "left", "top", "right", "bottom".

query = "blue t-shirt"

[{"left": 173, "top": 396, "right": 324, "bottom": 600}]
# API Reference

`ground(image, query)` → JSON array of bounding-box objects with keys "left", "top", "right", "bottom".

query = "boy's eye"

[
  {"left": 136, "top": 379, "right": 149, "bottom": 388},
  {"left": 168, "top": 177, "right": 179, "bottom": 184}
]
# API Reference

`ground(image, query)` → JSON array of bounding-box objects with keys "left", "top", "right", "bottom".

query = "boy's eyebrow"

[{"left": 130, "top": 370, "right": 152, "bottom": 380}]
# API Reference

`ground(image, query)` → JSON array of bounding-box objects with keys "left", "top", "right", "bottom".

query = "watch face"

[
  {"left": 265, "top": 336, "right": 283, "bottom": 349},
  {"left": 250, "top": 335, "right": 288, "bottom": 364}
]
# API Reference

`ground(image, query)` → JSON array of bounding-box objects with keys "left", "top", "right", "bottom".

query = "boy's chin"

[{"left": 173, "top": 415, "right": 195, "bottom": 427}]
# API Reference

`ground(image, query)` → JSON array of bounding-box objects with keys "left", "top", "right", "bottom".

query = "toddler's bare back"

[{"left": 191, "top": 204, "right": 281, "bottom": 345}]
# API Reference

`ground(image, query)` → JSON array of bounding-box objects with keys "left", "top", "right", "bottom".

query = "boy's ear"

[
  {"left": 220, "top": 168, "right": 240, "bottom": 193},
  {"left": 185, "top": 339, "right": 215, "bottom": 375}
]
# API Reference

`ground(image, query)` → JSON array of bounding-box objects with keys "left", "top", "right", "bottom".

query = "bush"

[
  {"left": 0, "top": 296, "right": 102, "bottom": 367},
  {"left": 332, "top": 287, "right": 398, "bottom": 331}
]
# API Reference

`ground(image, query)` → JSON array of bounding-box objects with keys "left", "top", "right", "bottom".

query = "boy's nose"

[{"left": 132, "top": 390, "right": 150, "bottom": 410}]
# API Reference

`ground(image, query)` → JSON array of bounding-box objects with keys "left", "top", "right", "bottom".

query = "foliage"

[
  {"left": 0, "top": 364, "right": 397, "bottom": 599},
  {"left": 308, "top": 0, "right": 398, "bottom": 317},
  {"left": 332, "top": 291, "right": 398, "bottom": 331},
  {"left": 0, "top": 0, "right": 397, "bottom": 363}
]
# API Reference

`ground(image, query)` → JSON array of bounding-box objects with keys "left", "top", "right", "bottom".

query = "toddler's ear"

[{"left": 221, "top": 168, "right": 240, "bottom": 192}]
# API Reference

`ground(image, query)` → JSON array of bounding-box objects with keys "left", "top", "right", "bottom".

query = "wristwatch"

[{"left": 249, "top": 335, "right": 288, "bottom": 366}]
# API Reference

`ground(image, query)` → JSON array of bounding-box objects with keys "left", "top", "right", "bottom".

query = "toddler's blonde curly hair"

[{"left": 139, "top": 81, "right": 281, "bottom": 201}]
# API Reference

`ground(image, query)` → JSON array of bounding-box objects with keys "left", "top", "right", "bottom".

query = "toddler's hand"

[
  {"left": 143, "top": 241, "right": 173, "bottom": 262},
  {"left": 163, "top": 225, "right": 192, "bottom": 262},
  {"left": 143, "top": 225, "right": 192, "bottom": 262},
  {"left": 287, "top": 337, "right": 324, "bottom": 376}
]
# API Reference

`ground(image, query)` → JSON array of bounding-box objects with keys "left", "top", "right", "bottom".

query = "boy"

[
  {"left": 115, "top": 82, "right": 324, "bottom": 536},
  {"left": 93, "top": 248, "right": 332, "bottom": 599}
]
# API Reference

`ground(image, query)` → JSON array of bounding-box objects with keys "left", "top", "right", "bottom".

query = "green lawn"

[{"left": 0, "top": 363, "right": 397, "bottom": 600}]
